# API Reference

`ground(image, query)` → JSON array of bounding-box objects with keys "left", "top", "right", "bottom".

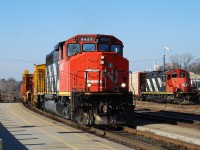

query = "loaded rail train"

[
  {"left": 129, "top": 69, "right": 199, "bottom": 103},
  {"left": 20, "top": 34, "right": 134, "bottom": 126}
]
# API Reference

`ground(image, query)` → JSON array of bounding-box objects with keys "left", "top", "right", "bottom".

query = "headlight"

[
  {"left": 100, "top": 55, "right": 105, "bottom": 59},
  {"left": 121, "top": 83, "right": 126, "bottom": 88},
  {"left": 87, "top": 82, "right": 92, "bottom": 87},
  {"left": 102, "top": 105, "right": 107, "bottom": 113},
  {"left": 100, "top": 60, "right": 105, "bottom": 65},
  {"left": 102, "top": 104, "right": 111, "bottom": 113}
]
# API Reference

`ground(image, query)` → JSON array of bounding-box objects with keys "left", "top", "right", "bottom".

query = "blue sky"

[{"left": 0, "top": 0, "right": 200, "bottom": 81}]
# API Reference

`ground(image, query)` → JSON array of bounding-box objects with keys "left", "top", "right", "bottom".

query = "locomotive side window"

[
  {"left": 60, "top": 48, "right": 64, "bottom": 59},
  {"left": 161, "top": 75, "right": 166, "bottom": 82},
  {"left": 83, "top": 44, "right": 96, "bottom": 52},
  {"left": 152, "top": 73, "right": 157, "bottom": 77},
  {"left": 67, "top": 44, "right": 80, "bottom": 56},
  {"left": 167, "top": 74, "right": 171, "bottom": 80},
  {"left": 98, "top": 44, "right": 109, "bottom": 52},
  {"left": 180, "top": 71, "right": 185, "bottom": 78},
  {"left": 198, "top": 82, "right": 200, "bottom": 87},
  {"left": 186, "top": 72, "right": 190, "bottom": 78},
  {"left": 111, "top": 45, "right": 122, "bottom": 56}
]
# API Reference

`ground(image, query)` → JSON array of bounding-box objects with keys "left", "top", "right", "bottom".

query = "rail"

[{"left": 134, "top": 111, "right": 200, "bottom": 127}]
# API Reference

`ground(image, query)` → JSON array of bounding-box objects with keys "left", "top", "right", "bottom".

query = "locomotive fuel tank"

[{"left": 44, "top": 100, "right": 66, "bottom": 117}]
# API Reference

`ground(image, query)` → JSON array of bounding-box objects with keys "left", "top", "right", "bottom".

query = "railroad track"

[
  {"left": 136, "top": 101, "right": 200, "bottom": 115},
  {"left": 24, "top": 104, "right": 200, "bottom": 150},
  {"left": 134, "top": 111, "right": 200, "bottom": 128}
]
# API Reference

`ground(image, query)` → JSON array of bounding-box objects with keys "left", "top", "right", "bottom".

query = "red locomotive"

[
  {"left": 129, "top": 69, "right": 198, "bottom": 103},
  {"left": 21, "top": 34, "right": 134, "bottom": 125}
]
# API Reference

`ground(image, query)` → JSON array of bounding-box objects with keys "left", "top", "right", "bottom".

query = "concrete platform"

[
  {"left": 136, "top": 122, "right": 200, "bottom": 146},
  {"left": 0, "top": 103, "right": 133, "bottom": 150}
]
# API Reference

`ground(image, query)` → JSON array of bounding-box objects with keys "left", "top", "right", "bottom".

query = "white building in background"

[
  {"left": 190, "top": 72, "right": 200, "bottom": 92},
  {"left": 153, "top": 64, "right": 159, "bottom": 71}
]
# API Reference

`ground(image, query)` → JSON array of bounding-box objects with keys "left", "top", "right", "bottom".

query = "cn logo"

[
  {"left": 103, "top": 69, "right": 118, "bottom": 83},
  {"left": 60, "top": 63, "right": 64, "bottom": 71},
  {"left": 59, "top": 63, "right": 64, "bottom": 75}
]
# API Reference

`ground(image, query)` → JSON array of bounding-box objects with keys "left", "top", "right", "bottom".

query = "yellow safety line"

[
  {"left": 19, "top": 103, "right": 117, "bottom": 150},
  {"left": 7, "top": 103, "right": 79, "bottom": 150}
]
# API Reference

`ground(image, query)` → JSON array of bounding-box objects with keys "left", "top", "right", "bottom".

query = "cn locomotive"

[
  {"left": 21, "top": 34, "right": 134, "bottom": 126},
  {"left": 129, "top": 69, "right": 199, "bottom": 103}
]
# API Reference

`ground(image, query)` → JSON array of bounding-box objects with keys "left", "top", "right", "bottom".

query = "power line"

[
  {"left": 129, "top": 58, "right": 162, "bottom": 63},
  {"left": 0, "top": 58, "right": 43, "bottom": 63},
  {"left": 0, "top": 57, "right": 162, "bottom": 64}
]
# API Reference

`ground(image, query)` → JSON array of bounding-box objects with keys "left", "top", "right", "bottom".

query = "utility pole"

[{"left": 163, "top": 47, "right": 171, "bottom": 71}]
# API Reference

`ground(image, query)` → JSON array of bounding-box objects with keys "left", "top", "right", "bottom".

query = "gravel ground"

[{"left": 135, "top": 101, "right": 200, "bottom": 115}]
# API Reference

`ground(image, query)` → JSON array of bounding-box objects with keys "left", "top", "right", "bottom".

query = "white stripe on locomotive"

[
  {"left": 152, "top": 78, "right": 158, "bottom": 91},
  {"left": 147, "top": 79, "right": 153, "bottom": 92}
]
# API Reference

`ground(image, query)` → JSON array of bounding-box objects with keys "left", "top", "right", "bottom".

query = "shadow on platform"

[{"left": 0, "top": 122, "right": 28, "bottom": 150}]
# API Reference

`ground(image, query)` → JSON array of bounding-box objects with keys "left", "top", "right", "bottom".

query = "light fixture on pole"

[{"left": 163, "top": 47, "right": 171, "bottom": 71}]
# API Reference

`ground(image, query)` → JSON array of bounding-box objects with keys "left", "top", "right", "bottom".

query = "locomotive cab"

[
  {"left": 58, "top": 35, "right": 129, "bottom": 93},
  {"left": 166, "top": 69, "right": 191, "bottom": 92}
]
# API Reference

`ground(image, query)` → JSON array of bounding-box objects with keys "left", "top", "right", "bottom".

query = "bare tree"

[
  {"left": 0, "top": 78, "right": 21, "bottom": 101},
  {"left": 5, "top": 78, "right": 19, "bottom": 92},
  {"left": 0, "top": 79, "right": 6, "bottom": 92},
  {"left": 188, "top": 58, "right": 200, "bottom": 74},
  {"left": 169, "top": 54, "right": 182, "bottom": 69},
  {"left": 169, "top": 53, "right": 194, "bottom": 70},
  {"left": 182, "top": 53, "right": 194, "bottom": 70}
]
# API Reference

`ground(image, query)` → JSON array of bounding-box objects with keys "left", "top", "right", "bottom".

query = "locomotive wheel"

[
  {"left": 63, "top": 105, "right": 71, "bottom": 120},
  {"left": 75, "top": 107, "right": 95, "bottom": 125},
  {"left": 75, "top": 107, "right": 84, "bottom": 125},
  {"left": 88, "top": 109, "right": 94, "bottom": 126}
]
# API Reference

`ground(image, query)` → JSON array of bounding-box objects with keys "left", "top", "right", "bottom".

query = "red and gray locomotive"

[
  {"left": 22, "top": 34, "right": 134, "bottom": 126},
  {"left": 130, "top": 69, "right": 198, "bottom": 103}
]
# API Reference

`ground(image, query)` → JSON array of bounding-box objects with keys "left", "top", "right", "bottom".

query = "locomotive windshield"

[
  {"left": 172, "top": 71, "right": 178, "bottom": 78},
  {"left": 171, "top": 70, "right": 190, "bottom": 78},
  {"left": 186, "top": 72, "right": 190, "bottom": 78},
  {"left": 180, "top": 71, "right": 190, "bottom": 78},
  {"left": 67, "top": 44, "right": 80, "bottom": 56},
  {"left": 66, "top": 35, "right": 123, "bottom": 57},
  {"left": 111, "top": 45, "right": 122, "bottom": 56},
  {"left": 97, "top": 44, "right": 123, "bottom": 56},
  {"left": 83, "top": 44, "right": 96, "bottom": 52},
  {"left": 180, "top": 71, "right": 185, "bottom": 78},
  {"left": 98, "top": 44, "right": 109, "bottom": 52}
]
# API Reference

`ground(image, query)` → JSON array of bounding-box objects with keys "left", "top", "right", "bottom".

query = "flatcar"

[
  {"left": 129, "top": 69, "right": 199, "bottom": 103},
  {"left": 21, "top": 34, "right": 134, "bottom": 126}
]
